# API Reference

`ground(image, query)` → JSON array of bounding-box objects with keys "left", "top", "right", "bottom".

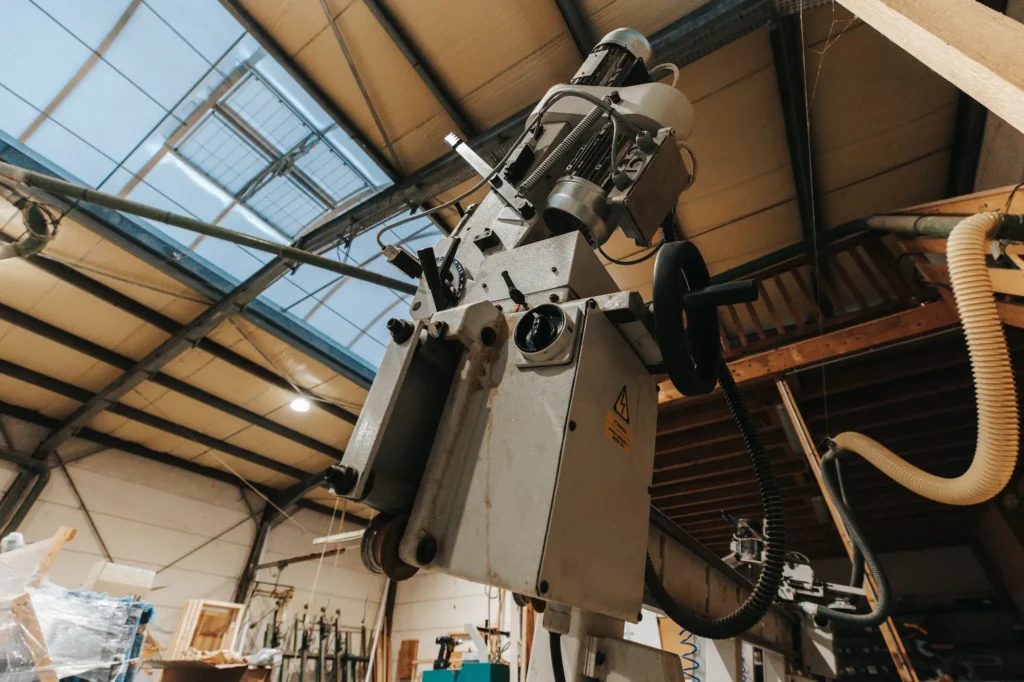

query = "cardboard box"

[{"left": 150, "top": 660, "right": 270, "bottom": 682}]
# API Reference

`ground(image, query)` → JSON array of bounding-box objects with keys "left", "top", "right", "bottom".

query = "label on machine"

[{"left": 605, "top": 385, "right": 633, "bottom": 453}]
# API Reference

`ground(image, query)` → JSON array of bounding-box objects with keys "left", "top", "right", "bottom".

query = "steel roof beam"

[
  {"left": 0, "top": 358, "right": 309, "bottom": 480},
  {"left": 0, "top": 399, "right": 361, "bottom": 525},
  {"left": 362, "top": 0, "right": 475, "bottom": 136},
  {"left": 0, "top": 302, "right": 345, "bottom": 460},
  {"left": 554, "top": 0, "right": 596, "bottom": 58},
  {"left": 218, "top": 0, "right": 400, "bottom": 181}
]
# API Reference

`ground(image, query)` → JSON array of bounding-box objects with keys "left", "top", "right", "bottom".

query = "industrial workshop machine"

[{"left": 328, "top": 28, "right": 795, "bottom": 682}]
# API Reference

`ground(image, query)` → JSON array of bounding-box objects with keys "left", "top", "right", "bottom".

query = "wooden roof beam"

[{"left": 837, "top": 0, "right": 1024, "bottom": 137}]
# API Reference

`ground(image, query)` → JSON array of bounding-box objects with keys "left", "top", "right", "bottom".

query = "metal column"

[{"left": 776, "top": 378, "right": 919, "bottom": 682}]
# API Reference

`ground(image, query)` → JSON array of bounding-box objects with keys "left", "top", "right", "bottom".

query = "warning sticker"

[
  {"left": 605, "top": 411, "right": 633, "bottom": 454},
  {"left": 613, "top": 386, "right": 630, "bottom": 423}
]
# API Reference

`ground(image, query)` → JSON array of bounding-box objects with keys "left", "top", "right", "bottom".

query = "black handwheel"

[{"left": 652, "top": 241, "right": 722, "bottom": 396}]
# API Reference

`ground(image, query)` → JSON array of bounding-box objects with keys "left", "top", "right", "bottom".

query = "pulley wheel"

[
  {"left": 360, "top": 514, "right": 419, "bottom": 581},
  {"left": 652, "top": 241, "right": 721, "bottom": 396}
]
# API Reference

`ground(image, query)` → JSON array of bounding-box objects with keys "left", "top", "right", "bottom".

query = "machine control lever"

[
  {"left": 418, "top": 247, "right": 449, "bottom": 312},
  {"left": 501, "top": 270, "right": 528, "bottom": 310}
]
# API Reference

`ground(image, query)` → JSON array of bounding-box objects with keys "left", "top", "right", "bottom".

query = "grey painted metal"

[
  {"left": 362, "top": 0, "right": 475, "bottom": 136},
  {"left": 554, "top": 0, "right": 596, "bottom": 58},
  {"left": 0, "top": 446, "right": 50, "bottom": 535},
  {"left": 0, "top": 161, "right": 418, "bottom": 295},
  {"left": 217, "top": 0, "right": 399, "bottom": 181},
  {"left": 0, "top": 358, "right": 310, "bottom": 480},
  {"left": 0, "top": 398, "right": 363, "bottom": 524},
  {"left": 769, "top": 14, "right": 818, "bottom": 242},
  {"left": 0, "top": 302, "right": 346, "bottom": 460}
]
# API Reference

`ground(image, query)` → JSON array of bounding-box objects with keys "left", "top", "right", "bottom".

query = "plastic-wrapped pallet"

[{"left": 0, "top": 527, "right": 155, "bottom": 682}]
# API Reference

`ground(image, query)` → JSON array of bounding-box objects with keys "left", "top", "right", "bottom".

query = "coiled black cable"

[
  {"left": 811, "top": 446, "right": 891, "bottom": 626},
  {"left": 550, "top": 632, "right": 567, "bottom": 682},
  {"left": 645, "top": 361, "right": 786, "bottom": 639}
]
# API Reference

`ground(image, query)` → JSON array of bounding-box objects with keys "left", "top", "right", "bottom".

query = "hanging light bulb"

[{"left": 290, "top": 396, "right": 311, "bottom": 413}]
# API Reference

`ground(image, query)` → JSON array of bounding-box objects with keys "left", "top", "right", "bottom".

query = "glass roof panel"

[
  {"left": 176, "top": 112, "right": 269, "bottom": 194},
  {"left": 0, "top": 0, "right": 416, "bottom": 370},
  {"left": 102, "top": 4, "right": 211, "bottom": 110}
]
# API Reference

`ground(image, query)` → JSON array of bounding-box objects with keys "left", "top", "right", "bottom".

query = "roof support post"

[{"left": 775, "top": 378, "right": 920, "bottom": 682}]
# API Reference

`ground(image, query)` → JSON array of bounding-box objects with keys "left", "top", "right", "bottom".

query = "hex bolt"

[
  {"left": 549, "top": 293, "right": 560, "bottom": 302},
  {"left": 587, "top": 299, "right": 597, "bottom": 309},
  {"left": 326, "top": 465, "right": 359, "bottom": 496}
]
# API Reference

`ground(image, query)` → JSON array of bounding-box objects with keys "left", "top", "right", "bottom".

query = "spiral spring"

[{"left": 678, "top": 628, "right": 700, "bottom": 682}]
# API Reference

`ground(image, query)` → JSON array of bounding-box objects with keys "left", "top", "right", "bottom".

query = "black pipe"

[
  {"left": 810, "top": 446, "right": 890, "bottom": 627},
  {"left": 549, "top": 632, "right": 567, "bottom": 682},
  {"left": 645, "top": 362, "right": 786, "bottom": 639},
  {"left": 0, "top": 446, "right": 50, "bottom": 533}
]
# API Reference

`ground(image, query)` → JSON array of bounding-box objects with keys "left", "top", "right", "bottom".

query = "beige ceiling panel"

[
  {"left": 233, "top": 383, "right": 295, "bottom": 418},
  {"left": 161, "top": 347, "right": 217, "bottom": 382},
  {"left": 109, "top": 324, "right": 169, "bottom": 362},
  {"left": 694, "top": 200, "right": 803, "bottom": 276},
  {"left": 183, "top": 357, "right": 276, "bottom": 411},
  {"left": 68, "top": 362, "right": 124, "bottom": 393},
  {"left": 293, "top": 1, "right": 453, "bottom": 169},
  {"left": 677, "top": 164, "right": 796, "bottom": 240},
  {"left": 676, "top": 30, "right": 772, "bottom": 104},
  {"left": 584, "top": 0, "right": 711, "bottom": 39},
  {"left": 676, "top": 64, "right": 793, "bottom": 234},
  {"left": 819, "top": 151, "right": 950, "bottom": 231},
  {"left": 129, "top": 381, "right": 171, "bottom": 406},
  {"left": 168, "top": 439, "right": 211, "bottom": 460},
  {"left": 26, "top": 281, "right": 150, "bottom": 352},
  {"left": 0, "top": 374, "right": 73, "bottom": 416},
  {"left": 435, "top": 178, "right": 489, "bottom": 211},
  {"left": 225, "top": 427, "right": 318, "bottom": 468},
  {"left": 106, "top": 418, "right": 185, "bottom": 453},
  {"left": 0, "top": 259, "right": 60, "bottom": 311},
  {"left": 390, "top": 112, "right": 456, "bottom": 171},
  {"left": 190, "top": 451, "right": 290, "bottom": 486},
  {"left": 294, "top": 451, "right": 339, "bottom": 473},
  {"left": 264, "top": 404, "right": 354, "bottom": 450},
  {"left": 308, "top": 374, "right": 365, "bottom": 411},
  {"left": 242, "top": 0, "right": 355, "bottom": 56},
  {"left": 0, "top": 327, "right": 102, "bottom": 385},
  {"left": 806, "top": 23, "right": 957, "bottom": 185},
  {"left": 815, "top": 105, "right": 956, "bottom": 194},
  {"left": 458, "top": 34, "right": 580, "bottom": 130},
  {"left": 383, "top": 0, "right": 572, "bottom": 102},
  {"left": 87, "top": 411, "right": 131, "bottom": 434},
  {"left": 143, "top": 385, "right": 252, "bottom": 439}
]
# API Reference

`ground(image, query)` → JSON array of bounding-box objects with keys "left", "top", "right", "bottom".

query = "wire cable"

[
  {"left": 549, "top": 632, "right": 567, "bottom": 682},
  {"left": 645, "top": 362, "right": 785, "bottom": 639},
  {"left": 598, "top": 238, "right": 663, "bottom": 266},
  {"left": 678, "top": 628, "right": 701, "bottom": 682}
]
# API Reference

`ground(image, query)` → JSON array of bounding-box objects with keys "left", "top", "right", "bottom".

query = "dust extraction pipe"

[{"left": 833, "top": 212, "right": 1019, "bottom": 505}]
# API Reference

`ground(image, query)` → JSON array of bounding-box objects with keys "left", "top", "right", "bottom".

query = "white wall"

[
  {"left": 390, "top": 573, "right": 500, "bottom": 682},
  {"left": 0, "top": 414, "right": 384, "bottom": 662}
]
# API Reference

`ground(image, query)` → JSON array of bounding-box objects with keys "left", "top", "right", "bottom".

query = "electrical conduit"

[{"left": 833, "top": 212, "right": 1019, "bottom": 505}]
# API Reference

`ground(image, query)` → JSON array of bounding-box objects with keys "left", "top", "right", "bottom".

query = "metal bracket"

[{"left": 445, "top": 133, "right": 537, "bottom": 222}]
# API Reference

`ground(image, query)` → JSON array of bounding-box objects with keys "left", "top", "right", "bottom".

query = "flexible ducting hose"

[
  {"left": 0, "top": 190, "right": 54, "bottom": 261},
  {"left": 645, "top": 362, "right": 786, "bottom": 639},
  {"left": 518, "top": 105, "right": 605, "bottom": 194},
  {"left": 832, "top": 212, "right": 1019, "bottom": 505},
  {"left": 803, "top": 447, "right": 891, "bottom": 626},
  {"left": 834, "top": 458, "right": 865, "bottom": 588}
]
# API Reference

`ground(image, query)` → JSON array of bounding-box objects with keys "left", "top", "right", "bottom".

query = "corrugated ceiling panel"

[{"left": 263, "top": 403, "right": 353, "bottom": 452}]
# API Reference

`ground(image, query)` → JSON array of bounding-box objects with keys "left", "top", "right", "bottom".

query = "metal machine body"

[{"left": 334, "top": 26, "right": 789, "bottom": 682}]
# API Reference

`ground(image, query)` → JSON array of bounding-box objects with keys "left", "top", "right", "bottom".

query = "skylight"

[{"left": 0, "top": 0, "right": 441, "bottom": 369}]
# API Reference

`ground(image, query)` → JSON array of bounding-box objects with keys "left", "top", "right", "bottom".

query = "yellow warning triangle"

[{"left": 614, "top": 386, "right": 629, "bottom": 423}]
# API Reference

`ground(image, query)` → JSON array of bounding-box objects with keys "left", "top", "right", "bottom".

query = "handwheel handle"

[{"left": 652, "top": 241, "right": 758, "bottom": 396}]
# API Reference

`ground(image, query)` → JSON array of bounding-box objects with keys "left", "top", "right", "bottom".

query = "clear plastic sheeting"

[
  {"left": 0, "top": 529, "right": 151, "bottom": 682},
  {"left": 0, "top": 583, "right": 141, "bottom": 682}
]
